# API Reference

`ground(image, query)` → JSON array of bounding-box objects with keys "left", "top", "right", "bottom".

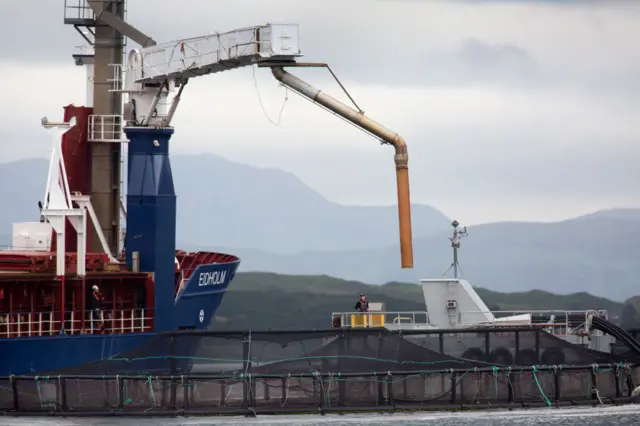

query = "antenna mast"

[{"left": 449, "top": 220, "right": 468, "bottom": 279}]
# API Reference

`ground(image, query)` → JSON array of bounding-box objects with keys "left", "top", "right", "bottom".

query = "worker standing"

[{"left": 355, "top": 293, "right": 369, "bottom": 312}]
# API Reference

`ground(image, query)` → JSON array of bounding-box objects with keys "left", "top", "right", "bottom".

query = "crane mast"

[
  {"left": 65, "top": 0, "right": 141, "bottom": 256},
  {"left": 64, "top": 0, "right": 414, "bottom": 269}
]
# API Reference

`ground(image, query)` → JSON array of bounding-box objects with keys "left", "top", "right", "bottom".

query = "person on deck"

[
  {"left": 355, "top": 293, "right": 369, "bottom": 313},
  {"left": 88, "top": 285, "right": 104, "bottom": 333}
]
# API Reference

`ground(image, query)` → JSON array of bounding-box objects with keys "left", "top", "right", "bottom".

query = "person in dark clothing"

[
  {"left": 87, "top": 285, "right": 103, "bottom": 333},
  {"left": 355, "top": 293, "right": 369, "bottom": 312}
]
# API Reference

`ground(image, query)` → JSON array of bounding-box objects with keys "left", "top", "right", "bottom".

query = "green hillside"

[{"left": 212, "top": 272, "right": 637, "bottom": 330}]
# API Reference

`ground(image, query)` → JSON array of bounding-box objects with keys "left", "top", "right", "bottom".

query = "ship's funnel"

[
  {"left": 124, "top": 127, "right": 177, "bottom": 332},
  {"left": 271, "top": 67, "right": 414, "bottom": 268}
]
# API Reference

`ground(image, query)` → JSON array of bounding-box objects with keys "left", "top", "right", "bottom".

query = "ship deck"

[
  {"left": 0, "top": 270, "right": 148, "bottom": 280},
  {"left": 0, "top": 249, "right": 238, "bottom": 276},
  {"left": 0, "top": 249, "right": 239, "bottom": 338}
]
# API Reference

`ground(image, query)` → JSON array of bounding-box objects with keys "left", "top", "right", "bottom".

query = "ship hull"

[
  {"left": 0, "top": 256, "right": 240, "bottom": 376},
  {"left": 0, "top": 333, "right": 154, "bottom": 376}
]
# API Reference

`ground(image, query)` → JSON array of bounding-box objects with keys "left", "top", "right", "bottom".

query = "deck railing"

[
  {"left": 0, "top": 308, "right": 153, "bottom": 338},
  {"left": 332, "top": 311, "right": 431, "bottom": 328},
  {"left": 459, "top": 310, "right": 609, "bottom": 336},
  {"left": 331, "top": 309, "right": 609, "bottom": 338}
]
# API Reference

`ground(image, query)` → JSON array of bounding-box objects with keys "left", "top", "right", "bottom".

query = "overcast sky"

[{"left": 0, "top": 0, "right": 638, "bottom": 225}]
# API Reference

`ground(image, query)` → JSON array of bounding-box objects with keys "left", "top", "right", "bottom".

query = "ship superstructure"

[
  {"left": 0, "top": 0, "right": 418, "bottom": 375},
  {"left": 331, "top": 220, "right": 640, "bottom": 363}
]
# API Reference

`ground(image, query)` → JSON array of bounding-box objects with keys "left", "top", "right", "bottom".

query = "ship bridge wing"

[{"left": 128, "top": 24, "right": 301, "bottom": 85}]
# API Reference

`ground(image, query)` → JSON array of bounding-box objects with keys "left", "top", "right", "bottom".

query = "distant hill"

[
  {"left": 0, "top": 156, "right": 449, "bottom": 254},
  {"left": 207, "top": 212, "right": 640, "bottom": 300},
  {"left": 1, "top": 156, "right": 639, "bottom": 300},
  {"left": 574, "top": 208, "right": 640, "bottom": 222},
  {"left": 214, "top": 272, "right": 631, "bottom": 330}
]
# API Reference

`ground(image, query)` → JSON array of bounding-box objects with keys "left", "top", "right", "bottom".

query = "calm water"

[{"left": 2, "top": 406, "right": 640, "bottom": 425}]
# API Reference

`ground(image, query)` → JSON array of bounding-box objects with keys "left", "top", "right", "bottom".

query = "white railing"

[
  {"left": 88, "top": 114, "right": 125, "bottom": 142},
  {"left": 0, "top": 312, "right": 56, "bottom": 337},
  {"left": 329, "top": 309, "right": 610, "bottom": 335},
  {"left": 129, "top": 24, "right": 301, "bottom": 84},
  {"left": 0, "top": 308, "right": 153, "bottom": 338},
  {"left": 332, "top": 311, "right": 430, "bottom": 328},
  {"left": 109, "top": 64, "right": 125, "bottom": 92},
  {"left": 458, "top": 310, "right": 609, "bottom": 336}
]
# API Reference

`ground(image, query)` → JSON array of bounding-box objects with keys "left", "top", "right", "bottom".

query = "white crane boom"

[
  {"left": 123, "top": 24, "right": 300, "bottom": 127},
  {"left": 128, "top": 24, "right": 300, "bottom": 84}
]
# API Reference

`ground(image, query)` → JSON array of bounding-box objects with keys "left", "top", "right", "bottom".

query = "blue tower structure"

[{"left": 124, "top": 127, "right": 176, "bottom": 332}]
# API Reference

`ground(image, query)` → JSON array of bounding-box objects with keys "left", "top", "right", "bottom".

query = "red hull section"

[{"left": 0, "top": 250, "right": 238, "bottom": 338}]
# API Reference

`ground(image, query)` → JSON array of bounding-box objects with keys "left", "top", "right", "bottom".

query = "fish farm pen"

[{"left": 1, "top": 327, "right": 639, "bottom": 417}]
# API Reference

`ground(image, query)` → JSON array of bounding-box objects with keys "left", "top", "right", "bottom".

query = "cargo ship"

[
  {"left": 0, "top": 0, "right": 418, "bottom": 377},
  {"left": 0, "top": 1, "right": 245, "bottom": 375}
]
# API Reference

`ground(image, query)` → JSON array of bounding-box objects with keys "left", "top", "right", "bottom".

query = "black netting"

[
  {"left": 251, "top": 331, "right": 478, "bottom": 374},
  {"left": 404, "top": 330, "right": 629, "bottom": 366},
  {"left": 0, "top": 328, "right": 638, "bottom": 415},
  {"left": 40, "top": 330, "right": 483, "bottom": 377}
]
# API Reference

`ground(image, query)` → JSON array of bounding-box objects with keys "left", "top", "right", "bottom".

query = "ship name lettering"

[{"left": 198, "top": 271, "right": 227, "bottom": 286}]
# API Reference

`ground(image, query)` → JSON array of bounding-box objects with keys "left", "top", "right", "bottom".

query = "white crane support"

[
  {"left": 128, "top": 24, "right": 300, "bottom": 84},
  {"left": 35, "top": 116, "right": 118, "bottom": 277},
  {"left": 121, "top": 23, "right": 301, "bottom": 127}
]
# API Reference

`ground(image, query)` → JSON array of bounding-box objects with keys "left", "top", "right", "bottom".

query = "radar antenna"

[{"left": 443, "top": 220, "right": 468, "bottom": 279}]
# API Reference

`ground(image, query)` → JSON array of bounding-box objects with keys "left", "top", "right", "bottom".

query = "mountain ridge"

[
  {"left": 1, "top": 155, "right": 639, "bottom": 300},
  {"left": 214, "top": 271, "right": 640, "bottom": 330}
]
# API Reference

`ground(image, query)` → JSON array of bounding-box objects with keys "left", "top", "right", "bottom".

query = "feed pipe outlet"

[{"left": 271, "top": 66, "right": 414, "bottom": 268}]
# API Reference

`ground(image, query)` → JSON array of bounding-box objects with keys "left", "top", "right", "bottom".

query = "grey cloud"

[
  {"left": 0, "top": 1, "right": 77, "bottom": 63},
  {"left": 404, "top": 131, "right": 640, "bottom": 200},
  {"left": 415, "top": 38, "right": 538, "bottom": 87},
  {"left": 0, "top": 0, "right": 638, "bottom": 217},
  {"left": 457, "top": 39, "right": 530, "bottom": 69},
  {"left": 279, "top": 38, "right": 540, "bottom": 91},
  {"left": 440, "top": 154, "right": 640, "bottom": 199},
  {"left": 1, "top": 0, "right": 637, "bottom": 93}
]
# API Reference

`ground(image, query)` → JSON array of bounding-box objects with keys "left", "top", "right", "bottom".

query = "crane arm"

[
  {"left": 123, "top": 24, "right": 301, "bottom": 127},
  {"left": 270, "top": 66, "right": 414, "bottom": 269},
  {"left": 87, "top": 0, "right": 156, "bottom": 47},
  {"left": 128, "top": 24, "right": 301, "bottom": 84}
]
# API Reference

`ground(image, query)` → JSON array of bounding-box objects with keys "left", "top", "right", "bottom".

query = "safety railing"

[
  {"left": 332, "top": 311, "right": 430, "bottom": 329},
  {"left": 0, "top": 308, "right": 153, "bottom": 338},
  {"left": 0, "top": 312, "right": 57, "bottom": 337},
  {"left": 105, "top": 308, "right": 153, "bottom": 335},
  {"left": 88, "top": 114, "right": 125, "bottom": 142},
  {"left": 63, "top": 0, "right": 95, "bottom": 24},
  {"left": 459, "top": 310, "right": 609, "bottom": 336}
]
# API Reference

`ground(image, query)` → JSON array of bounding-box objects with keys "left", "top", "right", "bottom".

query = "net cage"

[{"left": 1, "top": 327, "right": 639, "bottom": 416}]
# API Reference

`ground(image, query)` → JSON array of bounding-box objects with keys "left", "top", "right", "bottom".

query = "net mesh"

[{"left": 0, "top": 328, "right": 638, "bottom": 414}]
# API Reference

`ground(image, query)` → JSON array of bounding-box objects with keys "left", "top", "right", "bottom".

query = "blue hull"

[
  {"left": 0, "top": 259, "right": 239, "bottom": 376},
  {"left": 0, "top": 333, "right": 155, "bottom": 376}
]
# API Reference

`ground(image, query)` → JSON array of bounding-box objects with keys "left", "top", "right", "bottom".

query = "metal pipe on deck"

[{"left": 270, "top": 66, "right": 414, "bottom": 268}]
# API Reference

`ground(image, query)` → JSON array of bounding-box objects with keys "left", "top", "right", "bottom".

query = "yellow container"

[
  {"left": 370, "top": 314, "right": 384, "bottom": 327},
  {"left": 350, "top": 314, "right": 367, "bottom": 328},
  {"left": 349, "top": 314, "right": 384, "bottom": 327}
]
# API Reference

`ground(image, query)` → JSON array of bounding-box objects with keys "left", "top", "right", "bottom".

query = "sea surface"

[{"left": 2, "top": 405, "right": 640, "bottom": 426}]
